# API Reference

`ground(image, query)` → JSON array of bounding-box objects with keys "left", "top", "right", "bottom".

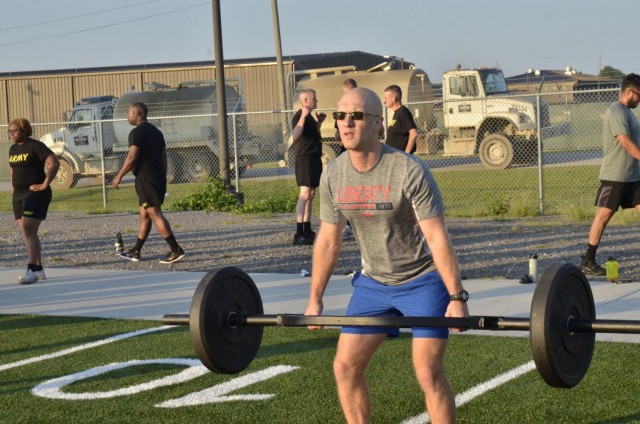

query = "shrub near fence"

[{"left": 1, "top": 87, "right": 638, "bottom": 221}]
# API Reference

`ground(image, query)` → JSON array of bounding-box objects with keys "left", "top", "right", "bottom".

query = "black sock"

[
  {"left": 303, "top": 222, "right": 312, "bottom": 234},
  {"left": 35, "top": 265, "right": 43, "bottom": 271},
  {"left": 27, "top": 263, "right": 37, "bottom": 271},
  {"left": 165, "top": 234, "right": 180, "bottom": 252},
  {"left": 296, "top": 222, "right": 304, "bottom": 235},
  {"left": 133, "top": 238, "right": 146, "bottom": 252},
  {"left": 585, "top": 244, "right": 598, "bottom": 262}
]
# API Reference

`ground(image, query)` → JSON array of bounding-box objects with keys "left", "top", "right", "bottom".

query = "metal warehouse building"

[{"left": 0, "top": 51, "right": 414, "bottom": 126}]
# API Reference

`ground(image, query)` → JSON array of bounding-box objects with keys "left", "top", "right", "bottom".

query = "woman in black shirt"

[{"left": 8, "top": 118, "right": 59, "bottom": 284}]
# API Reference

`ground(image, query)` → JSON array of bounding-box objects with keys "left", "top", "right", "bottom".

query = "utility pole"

[
  {"left": 212, "top": 0, "right": 230, "bottom": 188},
  {"left": 271, "top": 0, "right": 290, "bottom": 139}
]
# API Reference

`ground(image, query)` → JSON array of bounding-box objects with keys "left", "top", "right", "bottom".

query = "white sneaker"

[
  {"left": 19, "top": 270, "right": 38, "bottom": 285},
  {"left": 35, "top": 270, "right": 46, "bottom": 281}
]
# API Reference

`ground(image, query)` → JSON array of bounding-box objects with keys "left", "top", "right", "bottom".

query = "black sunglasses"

[{"left": 333, "top": 111, "right": 378, "bottom": 120}]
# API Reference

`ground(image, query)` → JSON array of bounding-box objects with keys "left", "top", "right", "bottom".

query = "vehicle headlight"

[{"left": 519, "top": 113, "right": 531, "bottom": 124}]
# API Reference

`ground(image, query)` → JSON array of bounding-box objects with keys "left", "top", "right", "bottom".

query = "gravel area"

[{"left": 1, "top": 211, "right": 638, "bottom": 282}]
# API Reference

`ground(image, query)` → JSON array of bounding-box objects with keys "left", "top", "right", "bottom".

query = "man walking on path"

[
  {"left": 581, "top": 73, "right": 640, "bottom": 276},
  {"left": 112, "top": 102, "right": 185, "bottom": 264}
]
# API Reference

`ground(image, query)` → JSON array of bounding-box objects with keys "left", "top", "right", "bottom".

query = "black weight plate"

[
  {"left": 530, "top": 263, "right": 595, "bottom": 388},
  {"left": 190, "top": 267, "right": 264, "bottom": 373}
]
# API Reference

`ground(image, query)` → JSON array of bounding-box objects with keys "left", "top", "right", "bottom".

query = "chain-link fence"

[{"left": 0, "top": 87, "right": 632, "bottom": 218}]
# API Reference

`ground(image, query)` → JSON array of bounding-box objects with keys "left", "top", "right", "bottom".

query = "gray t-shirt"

[
  {"left": 319, "top": 144, "right": 445, "bottom": 285},
  {"left": 599, "top": 101, "right": 640, "bottom": 182}
]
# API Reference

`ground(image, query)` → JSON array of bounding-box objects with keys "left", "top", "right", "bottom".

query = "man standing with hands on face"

[
  {"left": 292, "top": 88, "right": 326, "bottom": 245},
  {"left": 305, "top": 87, "right": 468, "bottom": 423}
]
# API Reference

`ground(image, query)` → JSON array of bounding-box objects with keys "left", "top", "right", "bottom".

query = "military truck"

[
  {"left": 436, "top": 66, "right": 569, "bottom": 169},
  {"left": 283, "top": 65, "right": 436, "bottom": 167},
  {"left": 40, "top": 79, "right": 258, "bottom": 189},
  {"left": 284, "top": 65, "right": 568, "bottom": 169}
]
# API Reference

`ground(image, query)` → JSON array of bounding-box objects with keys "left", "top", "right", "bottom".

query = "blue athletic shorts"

[{"left": 342, "top": 271, "right": 450, "bottom": 339}]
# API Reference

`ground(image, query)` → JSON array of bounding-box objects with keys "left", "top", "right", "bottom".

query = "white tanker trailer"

[{"left": 41, "top": 79, "right": 258, "bottom": 188}]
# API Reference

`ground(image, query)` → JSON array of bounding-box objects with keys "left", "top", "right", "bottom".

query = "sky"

[{"left": 1, "top": 0, "right": 638, "bottom": 80}]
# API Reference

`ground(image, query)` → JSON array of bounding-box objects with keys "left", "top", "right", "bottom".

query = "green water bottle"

[{"left": 605, "top": 257, "right": 618, "bottom": 283}]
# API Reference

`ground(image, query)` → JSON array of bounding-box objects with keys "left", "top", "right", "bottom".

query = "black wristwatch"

[{"left": 450, "top": 290, "right": 469, "bottom": 303}]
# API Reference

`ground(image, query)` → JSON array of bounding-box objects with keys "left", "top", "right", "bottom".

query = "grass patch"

[
  {"left": 172, "top": 178, "right": 297, "bottom": 214},
  {"left": 1, "top": 314, "right": 639, "bottom": 423},
  {"left": 2, "top": 164, "right": 636, "bottom": 224}
]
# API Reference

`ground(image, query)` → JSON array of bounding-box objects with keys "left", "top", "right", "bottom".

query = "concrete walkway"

[{"left": 1, "top": 266, "right": 639, "bottom": 344}]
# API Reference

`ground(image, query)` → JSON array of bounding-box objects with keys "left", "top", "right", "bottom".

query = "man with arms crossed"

[
  {"left": 384, "top": 84, "right": 419, "bottom": 154},
  {"left": 305, "top": 87, "right": 468, "bottom": 423},
  {"left": 581, "top": 73, "right": 640, "bottom": 276}
]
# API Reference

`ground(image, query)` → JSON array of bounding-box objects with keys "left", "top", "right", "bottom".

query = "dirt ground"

[{"left": 1, "top": 211, "right": 638, "bottom": 283}]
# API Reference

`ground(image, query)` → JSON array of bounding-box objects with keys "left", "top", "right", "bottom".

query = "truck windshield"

[
  {"left": 69, "top": 109, "right": 93, "bottom": 124},
  {"left": 479, "top": 69, "right": 508, "bottom": 95}
]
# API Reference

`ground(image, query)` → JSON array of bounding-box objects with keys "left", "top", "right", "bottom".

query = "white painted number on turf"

[{"left": 31, "top": 358, "right": 299, "bottom": 407}]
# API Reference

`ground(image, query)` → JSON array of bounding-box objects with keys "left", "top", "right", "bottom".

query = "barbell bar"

[
  {"left": 162, "top": 263, "right": 640, "bottom": 389},
  {"left": 163, "top": 313, "right": 640, "bottom": 334}
]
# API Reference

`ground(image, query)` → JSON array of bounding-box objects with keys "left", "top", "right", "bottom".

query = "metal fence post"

[
  {"left": 536, "top": 92, "right": 544, "bottom": 214},
  {"left": 232, "top": 112, "right": 239, "bottom": 192},
  {"left": 98, "top": 120, "right": 107, "bottom": 209}
]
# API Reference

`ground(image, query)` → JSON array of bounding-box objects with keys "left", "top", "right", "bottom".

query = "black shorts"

[
  {"left": 135, "top": 173, "right": 167, "bottom": 208},
  {"left": 13, "top": 187, "right": 52, "bottom": 220},
  {"left": 595, "top": 180, "right": 640, "bottom": 210},
  {"left": 295, "top": 154, "right": 322, "bottom": 188}
]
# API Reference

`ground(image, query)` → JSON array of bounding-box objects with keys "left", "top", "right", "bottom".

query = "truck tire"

[
  {"left": 166, "top": 153, "right": 178, "bottom": 184},
  {"left": 287, "top": 144, "right": 338, "bottom": 169},
  {"left": 179, "top": 149, "right": 214, "bottom": 183},
  {"left": 478, "top": 134, "right": 513, "bottom": 170},
  {"left": 50, "top": 159, "right": 78, "bottom": 189}
]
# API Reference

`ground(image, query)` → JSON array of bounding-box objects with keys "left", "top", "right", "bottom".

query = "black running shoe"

[
  {"left": 119, "top": 249, "right": 141, "bottom": 262},
  {"left": 580, "top": 255, "right": 605, "bottom": 277},
  {"left": 160, "top": 247, "right": 185, "bottom": 264},
  {"left": 293, "top": 233, "right": 314, "bottom": 246}
]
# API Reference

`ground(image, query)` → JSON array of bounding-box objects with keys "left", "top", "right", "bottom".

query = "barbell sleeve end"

[{"left": 162, "top": 314, "right": 190, "bottom": 326}]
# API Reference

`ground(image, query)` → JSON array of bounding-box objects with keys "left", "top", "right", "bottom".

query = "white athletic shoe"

[
  {"left": 35, "top": 270, "right": 46, "bottom": 281},
  {"left": 19, "top": 270, "right": 38, "bottom": 285}
]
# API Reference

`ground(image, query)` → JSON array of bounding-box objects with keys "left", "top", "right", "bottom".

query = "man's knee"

[
  {"left": 298, "top": 187, "right": 314, "bottom": 201},
  {"left": 415, "top": 363, "right": 448, "bottom": 393},
  {"left": 333, "top": 355, "right": 364, "bottom": 383}
]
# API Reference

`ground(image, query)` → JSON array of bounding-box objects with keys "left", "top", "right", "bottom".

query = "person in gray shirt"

[
  {"left": 581, "top": 73, "right": 640, "bottom": 276},
  {"left": 304, "top": 87, "right": 468, "bottom": 423}
]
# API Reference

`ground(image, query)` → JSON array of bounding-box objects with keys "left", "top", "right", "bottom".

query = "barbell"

[{"left": 162, "top": 263, "right": 640, "bottom": 389}]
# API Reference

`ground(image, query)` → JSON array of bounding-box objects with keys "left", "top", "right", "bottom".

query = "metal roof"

[{"left": 0, "top": 51, "right": 414, "bottom": 78}]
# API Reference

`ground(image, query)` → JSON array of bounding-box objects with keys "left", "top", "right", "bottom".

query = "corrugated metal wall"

[
  {"left": 7, "top": 76, "right": 74, "bottom": 124},
  {"left": 73, "top": 72, "right": 143, "bottom": 104},
  {"left": 1, "top": 80, "right": 8, "bottom": 125},
  {"left": 0, "top": 61, "right": 296, "bottom": 128}
]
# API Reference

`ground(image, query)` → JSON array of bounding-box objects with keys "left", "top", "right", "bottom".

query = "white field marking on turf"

[
  {"left": 0, "top": 326, "right": 173, "bottom": 372},
  {"left": 156, "top": 365, "right": 301, "bottom": 408},
  {"left": 400, "top": 361, "right": 537, "bottom": 424},
  {"left": 32, "top": 359, "right": 209, "bottom": 400}
]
